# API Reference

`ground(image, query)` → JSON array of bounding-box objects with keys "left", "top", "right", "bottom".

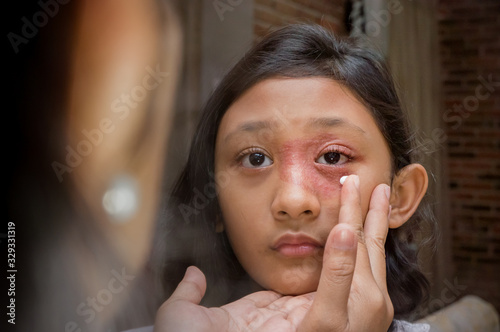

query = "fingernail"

[
  {"left": 333, "top": 227, "right": 357, "bottom": 250},
  {"left": 340, "top": 175, "right": 348, "bottom": 185},
  {"left": 384, "top": 185, "right": 391, "bottom": 200}
]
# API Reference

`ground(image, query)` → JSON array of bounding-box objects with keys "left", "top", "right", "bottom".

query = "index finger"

[
  {"left": 338, "top": 175, "right": 363, "bottom": 235},
  {"left": 363, "top": 183, "right": 391, "bottom": 291},
  {"left": 338, "top": 175, "right": 372, "bottom": 275}
]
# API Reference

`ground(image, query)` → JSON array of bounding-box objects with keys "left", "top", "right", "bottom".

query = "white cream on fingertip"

[{"left": 340, "top": 175, "right": 348, "bottom": 185}]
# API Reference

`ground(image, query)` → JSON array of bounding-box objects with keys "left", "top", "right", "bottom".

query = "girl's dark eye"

[
  {"left": 316, "top": 152, "right": 348, "bottom": 165},
  {"left": 241, "top": 152, "right": 273, "bottom": 168},
  {"left": 324, "top": 152, "right": 340, "bottom": 164}
]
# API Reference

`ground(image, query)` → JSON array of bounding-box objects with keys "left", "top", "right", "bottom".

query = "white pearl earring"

[{"left": 102, "top": 174, "right": 139, "bottom": 223}]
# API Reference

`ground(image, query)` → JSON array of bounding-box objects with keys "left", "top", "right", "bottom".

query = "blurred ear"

[
  {"left": 66, "top": 0, "right": 182, "bottom": 273},
  {"left": 388, "top": 163, "right": 428, "bottom": 229}
]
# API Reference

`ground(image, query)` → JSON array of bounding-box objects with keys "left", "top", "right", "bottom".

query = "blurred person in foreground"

[{"left": 9, "top": 0, "right": 182, "bottom": 331}]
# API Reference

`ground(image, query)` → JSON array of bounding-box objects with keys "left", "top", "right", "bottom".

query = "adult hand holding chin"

[
  {"left": 154, "top": 266, "right": 313, "bottom": 331},
  {"left": 155, "top": 175, "right": 393, "bottom": 331}
]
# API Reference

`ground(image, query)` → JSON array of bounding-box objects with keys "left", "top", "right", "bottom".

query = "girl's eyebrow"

[
  {"left": 223, "top": 120, "right": 273, "bottom": 142},
  {"left": 223, "top": 117, "right": 366, "bottom": 142},
  {"left": 308, "top": 117, "right": 366, "bottom": 134}
]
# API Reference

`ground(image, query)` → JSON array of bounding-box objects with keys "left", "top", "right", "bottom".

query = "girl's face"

[{"left": 215, "top": 78, "right": 392, "bottom": 295}]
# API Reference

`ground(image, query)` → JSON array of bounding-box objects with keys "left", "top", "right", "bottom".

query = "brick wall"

[
  {"left": 438, "top": 0, "right": 500, "bottom": 312},
  {"left": 254, "top": 0, "right": 346, "bottom": 41}
]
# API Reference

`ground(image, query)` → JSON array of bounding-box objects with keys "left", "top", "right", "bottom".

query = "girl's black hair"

[{"left": 155, "top": 23, "right": 436, "bottom": 323}]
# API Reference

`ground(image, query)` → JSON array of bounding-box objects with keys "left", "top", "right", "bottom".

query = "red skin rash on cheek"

[{"left": 278, "top": 137, "right": 348, "bottom": 197}]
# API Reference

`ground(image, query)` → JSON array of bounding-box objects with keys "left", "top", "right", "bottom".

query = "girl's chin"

[
  {"left": 273, "top": 285, "right": 318, "bottom": 296},
  {"left": 263, "top": 277, "right": 320, "bottom": 296}
]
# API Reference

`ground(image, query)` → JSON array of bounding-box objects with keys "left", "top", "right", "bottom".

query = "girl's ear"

[{"left": 389, "top": 163, "right": 428, "bottom": 229}]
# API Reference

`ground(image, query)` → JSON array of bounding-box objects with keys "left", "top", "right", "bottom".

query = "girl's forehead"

[{"left": 218, "top": 78, "right": 382, "bottom": 141}]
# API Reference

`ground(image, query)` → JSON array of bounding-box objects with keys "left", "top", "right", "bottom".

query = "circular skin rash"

[{"left": 277, "top": 136, "right": 350, "bottom": 198}]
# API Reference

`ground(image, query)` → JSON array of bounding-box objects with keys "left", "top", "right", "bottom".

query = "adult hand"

[
  {"left": 297, "top": 175, "right": 393, "bottom": 331},
  {"left": 154, "top": 265, "right": 313, "bottom": 331},
  {"left": 155, "top": 175, "right": 393, "bottom": 331}
]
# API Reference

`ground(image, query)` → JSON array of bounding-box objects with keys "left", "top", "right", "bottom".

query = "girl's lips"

[
  {"left": 272, "top": 233, "right": 324, "bottom": 257},
  {"left": 275, "top": 243, "right": 322, "bottom": 257}
]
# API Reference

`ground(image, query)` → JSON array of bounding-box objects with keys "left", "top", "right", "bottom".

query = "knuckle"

[
  {"left": 349, "top": 286, "right": 364, "bottom": 303},
  {"left": 364, "top": 290, "right": 387, "bottom": 315},
  {"left": 371, "top": 292, "right": 386, "bottom": 310},
  {"left": 366, "top": 237, "right": 386, "bottom": 256},
  {"left": 354, "top": 227, "right": 365, "bottom": 243},
  {"left": 324, "top": 257, "right": 356, "bottom": 283}
]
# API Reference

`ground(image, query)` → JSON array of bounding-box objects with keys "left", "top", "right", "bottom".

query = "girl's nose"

[{"left": 271, "top": 180, "right": 321, "bottom": 221}]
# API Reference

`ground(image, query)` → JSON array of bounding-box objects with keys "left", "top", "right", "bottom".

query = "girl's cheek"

[
  {"left": 315, "top": 166, "right": 351, "bottom": 196},
  {"left": 278, "top": 161, "right": 350, "bottom": 197}
]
